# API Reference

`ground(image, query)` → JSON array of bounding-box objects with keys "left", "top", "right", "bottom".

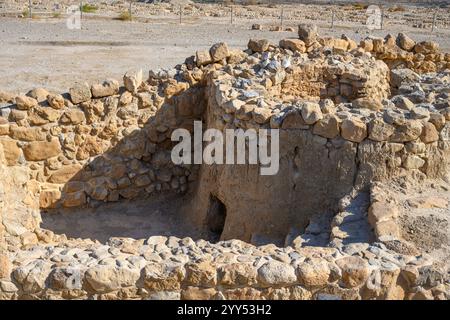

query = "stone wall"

[{"left": 0, "top": 27, "right": 449, "bottom": 300}]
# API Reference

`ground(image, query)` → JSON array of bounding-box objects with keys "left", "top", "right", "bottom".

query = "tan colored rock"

[
  {"left": 420, "top": 122, "right": 439, "bottom": 143},
  {"left": 0, "top": 122, "right": 9, "bottom": 136},
  {"left": 279, "top": 39, "right": 306, "bottom": 53},
  {"left": 248, "top": 39, "right": 270, "bottom": 53},
  {"left": 336, "top": 256, "right": 370, "bottom": 288},
  {"left": 251, "top": 24, "right": 262, "bottom": 30},
  {"left": 368, "top": 202, "right": 398, "bottom": 226},
  {"left": 298, "top": 24, "right": 318, "bottom": 46},
  {"left": 0, "top": 90, "right": 15, "bottom": 103},
  {"left": 210, "top": 42, "right": 230, "bottom": 62},
  {"left": 396, "top": 33, "right": 415, "bottom": 51},
  {"left": 0, "top": 139, "right": 21, "bottom": 166},
  {"left": 47, "top": 94, "right": 65, "bottom": 109},
  {"left": 341, "top": 118, "right": 367, "bottom": 142},
  {"left": 182, "top": 287, "right": 217, "bottom": 300},
  {"left": 0, "top": 255, "right": 11, "bottom": 279},
  {"left": 257, "top": 260, "right": 297, "bottom": 286},
  {"left": 123, "top": 69, "right": 143, "bottom": 93},
  {"left": 390, "top": 120, "right": 423, "bottom": 142},
  {"left": 252, "top": 107, "right": 272, "bottom": 124},
  {"left": 91, "top": 79, "right": 120, "bottom": 98},
  {"left": 414, "top": 41, "right": 439, "bottom": 54},
  {"left": 60, "top": 109, "right": 86, "bottom": 125},
  {"left": 21, "top": 231, "right": 38, "bottom": 246},
  {"left": 9, "top": 126, "right": 46, "bottom": 141},
  {"left": 297, "top": 258, "right": 331, "bottom": 288},
  {"left": 429, "top": 112, "right": 445, "bottom": 131},
  {"left": 320, "top": 37, "right": 349, "bottom": 52},
  {"left": 48, "top": 164, "right": 82, "bottom": 184},
  {"left": 69, "top": 82, "right": 92, "bottom": 104},
  {"left": 76, "top": 136, "right": 109, "bottom": 160},
  {"left": 62, "top": 191, "right": 86, "bottom": 208},
  {"left": 27, "top": 88, "right": 49, "bottom": 102},
  {"left": 301, "top": 102, "right": 322, "bottom": 125},
  {"left": 282, "top": 110, "right": 308, "bottom": 130},
  {"left": 313, "top": 114, "right": 340, "bottom": 139},
  {"left": 402, "top": 155, "right": 425, "bottom": 169},
  {"left": 85, "top": 265, "right": 140, "bottom": 293},
  {"left": 360, "top": 39, "right": 374, "bottom": 52},
  {"left": 368, "top": 118, "right": 395, "bottom": 142},
  {"left": 15, "top": 95, "right": 38, "bottom": 110},
  {"left": 39, "top": 189, "right": 62, "bottom": 209},
  {"left": 23, "top": 138, "right": 61, "bottom": 161},
  {"left": 375, "top": 220, "right": 400, "bottom": 239},
  {"left": 143, "top": 262, "right": 185, "bottom": 291},
  {"left": 36, "top": 106, "right": 61, "bottom": 122},
  {"left": 196, "top": 50, "right": 212, "bottom": 67},
  {"left": 218, "top": 263, "right": 257, "bottom": 286},
  {"left": 184, "top": 261, "right": 217, "bottom": 287},
  {"left": 352, "top": 97, "right": 383, "bottom": 111}
]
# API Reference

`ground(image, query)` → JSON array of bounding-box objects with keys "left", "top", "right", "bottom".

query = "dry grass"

[
  {"left": 388, "top": 5, "right": 406, "bottom": 13},
  {"left": 117, "top": 11, "right": 132, "bottom": 21}
]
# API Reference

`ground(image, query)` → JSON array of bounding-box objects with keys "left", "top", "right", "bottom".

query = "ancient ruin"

[{"left": 0, "top": 25, "right": 449, "bottom": 300}]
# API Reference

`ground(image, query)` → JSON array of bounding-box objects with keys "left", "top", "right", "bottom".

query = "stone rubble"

[{"left": 0, "top": 26, "right": 449, "bottom": 300}]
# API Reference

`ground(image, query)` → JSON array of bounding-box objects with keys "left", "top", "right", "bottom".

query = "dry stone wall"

[{"left": 0, "top": 27, "right": 449, "bottom": 300}]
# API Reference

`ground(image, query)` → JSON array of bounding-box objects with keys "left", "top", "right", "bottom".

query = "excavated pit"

[{"left": 1, "top": 30, "right": 449, "bottom": 300}]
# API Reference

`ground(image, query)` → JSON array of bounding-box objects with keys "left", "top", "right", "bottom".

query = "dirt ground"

[
  {"left": 0, "top": 3, "right": 449, "bottom": 94},
  {"left": 41, "top": 193, "right": 216, "bottom": 243}
]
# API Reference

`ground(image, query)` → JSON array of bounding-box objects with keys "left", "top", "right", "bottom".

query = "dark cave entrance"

[{"left": 206, "top": 194, "right": 227, "bottom": 242}]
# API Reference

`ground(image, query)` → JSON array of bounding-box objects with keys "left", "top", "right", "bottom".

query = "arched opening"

[{"left": 205, "top": 194, "right": 227, "bottom": 242}]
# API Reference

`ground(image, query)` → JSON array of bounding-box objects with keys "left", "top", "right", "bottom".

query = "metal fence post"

[
  {"left": 230, "top": 6, "right": 233, "bottom": 25},
  {"left": 28, "top": 0, "right": 32, "bottom": 18},
  {"left": 431, "top": 9, "right": 437, "bottom": 33},
  {"left": 179, "top": 5, "right": 182, "bottom": 24},
  {"left": 80, "top": 2, "right": 83, "bottom": 21},
  {"left": 280, "top": 7, "right": 284, "bottom": 27},
  {"left": 331, "top": 9, "right": 335, "bottom": 29},
  {"left": 380, "top": 5, "right": 384, "bottom": 30}
]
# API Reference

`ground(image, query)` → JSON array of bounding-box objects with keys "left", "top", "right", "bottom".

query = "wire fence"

[{"left": 0, "top": 1, "right": 448, "bottom": 33}]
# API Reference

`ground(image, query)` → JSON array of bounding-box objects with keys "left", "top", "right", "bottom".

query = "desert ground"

[{"left": 0, "top": 1, "right": 449, "bottom": 94}]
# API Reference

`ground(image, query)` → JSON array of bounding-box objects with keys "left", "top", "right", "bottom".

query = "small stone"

[
  {"left": 123, "top": 69, "right": 143, "bottom": 93},
  {"left": 210, "top": 42, "right": 230, "bottom": 62},
  {"left": 297, "top": 258, "right": 331, "bottom": 288},
  {"left": 403, "top": 155, "right": 425, "bottom": 169},
  {"left": 47, "top": 94, "right": 65, "bottom": 109},
  {"left": 23, "top": 138, "right": 61, "bottom": 161},
  {"left": 91, "top": 79, "right": 119, "bottom": 98},
  {"left": 252, "top": 107, "right": 272, "bottom": 124},
  {"left": 257, "top": 260, "right": 297, "bottom": 286},
  {"left": 352, "top": 97, "right": 383, "bottom": 111},
  {"left": 298, "top": 24, "right": 318, "bottom": 46},
  {"left": 248, "top": 39, "right": 270, "bottom": 53},
  {"left": 420, "top": 122, "right": 439, "bottom": 143},
  {"left": 196, "top": 50, "right": 212, "bottom": 67},
  {"left": 279, "top": 39, "right": 306, "bottom": 53},
  {"left": 335, "top": 256, "right": 370, "bottom": 288},
  {"left": 313, "top": 114, "right": 340, "bottom": 139},
  {"left": 368, "top": 118, "right": 395, "bottom": 142},
  {"left": 341, "top": 118, "right": 367, "bottom": 142},
  {"left": 368, "top": 202, "right": 398, "bottom": 226},
  {"left": 69, "top": 82, "right": 92, "bottom": 104},
  {"left": 396, "top": 33, "right": 415, "bottom": 51},
  {"left": 15, "top": 95, "right": 38, "bottom": 110},
  {"left": 301, "top": 102, "right": 322, "bottom": 125}
]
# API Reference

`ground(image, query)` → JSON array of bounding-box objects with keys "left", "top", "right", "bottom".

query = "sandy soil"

[
  {"left": 0, "top": 4, "right": 449, "bottom": 94},
  {"left": 41, "top": 193, "right": 215, "bottom": 243}
]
